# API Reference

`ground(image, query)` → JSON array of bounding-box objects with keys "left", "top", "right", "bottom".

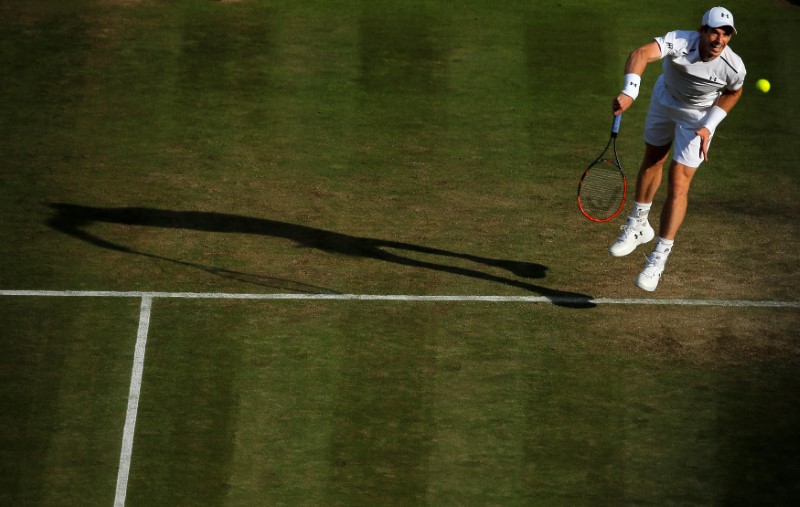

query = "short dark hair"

[{"left": 702, "top": 25, "right": 734, "bottom": 36}]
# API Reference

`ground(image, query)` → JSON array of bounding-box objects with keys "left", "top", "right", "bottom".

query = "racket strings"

[{"left": 580, "top": 161, "right": 625, "bottom": 217}]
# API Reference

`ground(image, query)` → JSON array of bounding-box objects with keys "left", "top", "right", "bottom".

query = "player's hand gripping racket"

[{"left": 577, "top": 114, "right": 627, "bottom": 222}]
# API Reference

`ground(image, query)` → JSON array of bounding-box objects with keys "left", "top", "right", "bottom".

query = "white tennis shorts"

[{"left": 644, "top": 76, "right": 711, "bottom": 169}]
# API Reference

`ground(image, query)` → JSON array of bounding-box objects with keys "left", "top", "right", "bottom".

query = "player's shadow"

[{"left": 46, "top": 203, "right": 595, "bottom": 308}]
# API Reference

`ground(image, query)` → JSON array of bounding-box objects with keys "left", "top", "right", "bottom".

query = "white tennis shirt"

[{"left": 654, "top": 30, "right": 746, "bottom": 109}]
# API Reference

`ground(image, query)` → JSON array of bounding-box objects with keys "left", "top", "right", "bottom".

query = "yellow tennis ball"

[{"left": 756, "top": 78, "right": 771, "bottom": 93}]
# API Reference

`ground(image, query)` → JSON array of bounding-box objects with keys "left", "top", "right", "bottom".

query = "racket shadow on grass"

[{"left": 47, "top": 203, "right": 595, "bottom": 308}]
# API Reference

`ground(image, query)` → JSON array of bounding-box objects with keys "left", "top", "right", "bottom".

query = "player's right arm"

[{"left": 613, "top": 41, "right": 663, "bottom": 115}]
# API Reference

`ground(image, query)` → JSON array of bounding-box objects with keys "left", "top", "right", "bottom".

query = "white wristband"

[
  {"left": 702, "top": 105, "right": 727, "bottom": 135},
  {"left": 621, "top": 73, "right": 641, "bottom": 100}
]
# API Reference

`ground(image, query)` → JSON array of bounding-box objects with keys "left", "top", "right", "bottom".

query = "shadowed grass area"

[
  {"left": 0, "top": 298, "right": 139, "bottom": 506},
  {"left": 122, "top": 301, "right": 799, "bottom": 505}
]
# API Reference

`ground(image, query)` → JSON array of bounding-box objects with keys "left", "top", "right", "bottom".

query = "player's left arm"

[
  {"left": 696, "top": 87, "right": 743, "bottom": 161},
  {"left": 715, "top": 86, "right": 743, "bottom": 112}
]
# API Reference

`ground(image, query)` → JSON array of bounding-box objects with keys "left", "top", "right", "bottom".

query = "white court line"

[
  {"left": 0, "top": 289, "right": 798, "bottom": 307},
  {"left": 114, "top": 296, "right": 152, "bottom": 507}
]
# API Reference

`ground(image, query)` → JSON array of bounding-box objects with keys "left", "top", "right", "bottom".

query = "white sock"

[
  {"left": 654, "top": 237, "right": 674, "bottom": 256},
  {"left": 632, "top": 202, "right": 651, "bottom": 221}
]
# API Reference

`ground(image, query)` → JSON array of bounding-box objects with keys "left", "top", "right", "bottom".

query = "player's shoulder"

[
  {"left": 666, "top": 29, "right": 699, "bottom": 45},
  {"left": 656, "top": 29, "right": 697, "bottom": 54},
  {"left": 721, "top": 45, "right": 745, "bottom": 72},
  {"left": 718, "top": 45, "right": 746, "bottom": 87},
  {"left": 672, "top": 29, "right": 699, "bottom": 42}
]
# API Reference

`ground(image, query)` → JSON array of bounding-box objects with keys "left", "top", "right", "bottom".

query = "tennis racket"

[{"left": 577, "top": 114, "right": 627, "bottom": 222}]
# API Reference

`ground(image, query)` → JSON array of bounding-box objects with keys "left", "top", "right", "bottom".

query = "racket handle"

[{"left": 611, "top": 114, "right": 622, "bottom": 137}]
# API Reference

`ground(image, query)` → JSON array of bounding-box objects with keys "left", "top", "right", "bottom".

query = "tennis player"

[{"left": 609, "top": 6, "right": 746, "bottom": 291}]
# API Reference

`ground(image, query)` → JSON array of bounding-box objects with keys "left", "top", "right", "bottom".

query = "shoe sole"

[
  {"left": 609, "top": 227, "right": 655, "bottom": 257},
  {"left": 635, "top": 279, "right": 658, "bottom": 291}
]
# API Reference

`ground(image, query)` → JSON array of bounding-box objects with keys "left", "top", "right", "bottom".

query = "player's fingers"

[
  {"left": 695, "top": 129, "right": 710, "bottom": 162},
  {"left": 699, "top": 136, "right": 709, "bottom": 161},
  {"left": 612, "top": 94, "right": 631, "bottom": 115}
]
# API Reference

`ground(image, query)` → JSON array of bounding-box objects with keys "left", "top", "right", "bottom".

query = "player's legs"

[
  {"left": 608, "top": 143, "right": 670, "bottom": 257},
  {"left": 637, "top": 159, "right": 698, "bottom": 291},
  {"left": 632, "top": 94, "right": 707, "bottom": 290},
  {"left": 659, "top": 160, "right": 697, "bottom": 240},
  {"left": 634, "top": 142, "right": 671, "bottom": 203}
]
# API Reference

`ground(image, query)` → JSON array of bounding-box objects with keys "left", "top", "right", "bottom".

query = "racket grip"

[{"left": 611, "top": 114, "right": 622, "bottom": 137}]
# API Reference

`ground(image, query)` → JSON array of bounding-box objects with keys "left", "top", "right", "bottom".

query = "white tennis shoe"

[
  {"left": 636, "top": 252, "right": 667, "bottom": 291},
  {"left": 609, "top": 217, "right": 654, "bottom": 257}
]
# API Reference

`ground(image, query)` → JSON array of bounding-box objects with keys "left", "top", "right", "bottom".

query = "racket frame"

[{"left": 577, "top": 115, "right": 627, "bottom": 222}]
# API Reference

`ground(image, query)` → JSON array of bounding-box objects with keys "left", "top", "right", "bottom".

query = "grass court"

[{"left": 1, "top": 0, "right": 799, "bottom": 505}]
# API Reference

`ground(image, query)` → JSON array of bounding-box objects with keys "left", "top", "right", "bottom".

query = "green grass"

[
  {"left": 0, "top": 297, "right": 138, "bottom": 505},
  {"left": 1, "top": 0, "right": 799, "bottom": 505}
]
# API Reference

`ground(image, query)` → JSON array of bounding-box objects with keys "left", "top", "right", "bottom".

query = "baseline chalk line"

[
  {"left": 0, "top": 289, "right": 798, "bottom": 308},
  {"left": 114, "top": 296, "right": 152, "bottom": 507}
]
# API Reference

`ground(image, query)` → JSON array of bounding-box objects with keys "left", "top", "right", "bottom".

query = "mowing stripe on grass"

[
  {"left": 0, "top": 290, "right": 798, "bottom": 307},
  {"left": 114, "top": 296, "right": 152, "bottom": 507}
]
